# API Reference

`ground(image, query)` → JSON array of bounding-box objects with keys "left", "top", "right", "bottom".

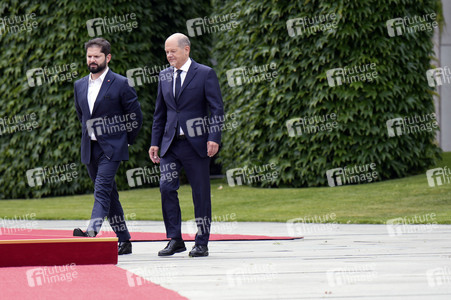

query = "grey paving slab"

[{"left": 8, "top": 220, "right": 451, "bottom": 299}]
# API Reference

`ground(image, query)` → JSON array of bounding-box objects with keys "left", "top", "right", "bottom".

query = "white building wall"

[{"left": 439, "top": 0, "right": 451, "bottom": 150}]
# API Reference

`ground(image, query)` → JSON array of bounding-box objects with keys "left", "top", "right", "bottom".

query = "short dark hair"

[{"left": 85, "top": 38, "right": 111, "bottom": 56}]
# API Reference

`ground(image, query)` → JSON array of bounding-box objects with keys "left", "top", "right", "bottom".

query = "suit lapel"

[
  {"left": 92, "top": 70, "right": 114, "bottom": 116},
  {"left": 78, "top": 77, "right": 90, "bottom": 116},
  {"left": 179, "top": 61, "right": 198, "bottom": 99},
  {"left": 164, "top": 67, "right": 176, "bottom": 105}
]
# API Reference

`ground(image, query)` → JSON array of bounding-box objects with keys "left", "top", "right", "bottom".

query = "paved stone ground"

[{"left": 18, "top": 221, "right": 451, "bottom": 299}]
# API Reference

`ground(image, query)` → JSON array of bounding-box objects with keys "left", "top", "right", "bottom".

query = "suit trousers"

[
  {"left": 160, "top": 138, "right": 211, "bottom": 245},
  {"left": 86, "top": 141, "right": 130, "bottom": 242}
]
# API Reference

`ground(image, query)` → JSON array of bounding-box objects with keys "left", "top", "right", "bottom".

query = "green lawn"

[{"left": 2, "top": 153, "right": 451, "bottom": 224}]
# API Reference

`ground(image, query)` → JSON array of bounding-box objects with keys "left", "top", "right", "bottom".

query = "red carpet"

[
  {"left": 0, "top": 228, "right": 301, "bottom": 241},
  {"left": 0, "top": 264, "right": 188, "bottom": 300},
  {"left": 0, "top": 237, "right": 118, "bottom": 268}
]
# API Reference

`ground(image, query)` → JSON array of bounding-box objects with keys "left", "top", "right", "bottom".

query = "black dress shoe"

[
  {"left": 73, "top": 228, "right": 96, "bottom": 237},
  {"left": 158, "top": 239, "right": 186, "bottom": 256},
  {"left": 189, "top": 244, "right": 209, "bottom": 257},
  {"left": 118, "top": 241, "right": 132, "bottom": 255}
]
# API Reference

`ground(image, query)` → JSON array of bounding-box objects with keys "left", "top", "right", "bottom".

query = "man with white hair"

[{"left": 149, "top": 33, "right": 224, "bottom": 257}]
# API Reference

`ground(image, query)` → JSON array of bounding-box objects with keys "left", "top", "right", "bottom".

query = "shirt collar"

[
  {"left": 90, "top": 66, "right": 109, "bottom": 83},
  {"left": 174, "top": 58, "right": 191, "bottom": 74}
]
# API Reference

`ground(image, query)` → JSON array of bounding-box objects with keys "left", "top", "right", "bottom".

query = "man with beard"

[{"left": 73, "top": 38, "right": 142, "bottom": 255}]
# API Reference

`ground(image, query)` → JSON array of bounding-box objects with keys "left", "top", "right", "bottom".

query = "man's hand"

[
  {"left": 149, "top": 146, "right": 160, "bottom": 163},
  {"left": 207, "top": 141, "right": 219, "bottom": 157}
]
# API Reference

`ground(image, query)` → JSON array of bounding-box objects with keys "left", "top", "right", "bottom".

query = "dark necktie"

[{"left": 174, "top": 69, "right": 182, "bottom": 101}]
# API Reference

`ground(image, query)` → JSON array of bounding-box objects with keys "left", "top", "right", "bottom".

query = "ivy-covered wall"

[
  {"left": 0, "top": 0, "right": 444, "bottom": 198},
  {"left": 213, "top": 0, "right": 442, "bottom": 187}
]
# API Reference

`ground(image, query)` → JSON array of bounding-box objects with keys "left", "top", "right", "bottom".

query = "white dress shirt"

[
  {"left": 87, "top": 67, "right": 109, "bottom": 140},
  {"left": 173, "top": 58, "right": 191, "bottom": 136}
]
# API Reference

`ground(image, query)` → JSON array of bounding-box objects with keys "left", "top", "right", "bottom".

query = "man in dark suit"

[
  {"left": 149, "top": 33, "right": 224, "bottom": 257},
  {"left": 73, "top": 38, "right": 142, "bottom": 255}
]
